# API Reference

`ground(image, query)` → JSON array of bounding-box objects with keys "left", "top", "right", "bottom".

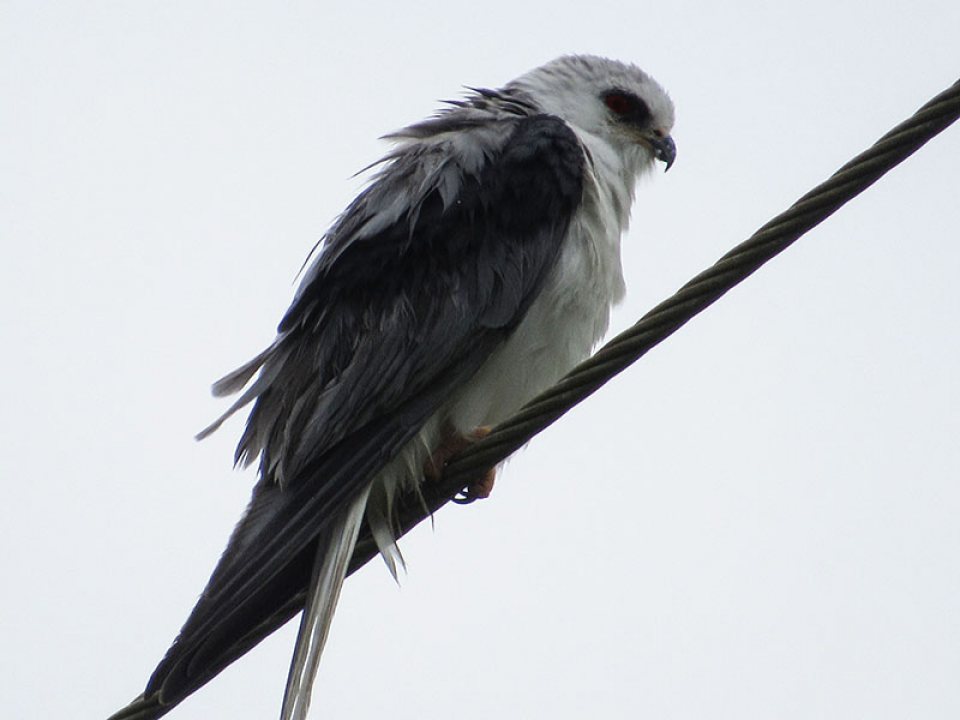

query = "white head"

[{"left": 506, "top": 55, "right": 676, "bottom": 172}]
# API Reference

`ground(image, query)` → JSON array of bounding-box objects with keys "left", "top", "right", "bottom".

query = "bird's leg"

[{"left": 423, "top": 425, "right": 496, "bottom": 503}]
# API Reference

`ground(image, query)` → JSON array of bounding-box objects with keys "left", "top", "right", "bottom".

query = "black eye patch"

[{"left": 602, "top": 90, "right": 652, "bottom": 126}]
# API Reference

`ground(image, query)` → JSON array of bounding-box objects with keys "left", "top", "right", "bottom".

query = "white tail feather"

[
  {"left": 370, "top": 512, "right": 406, "bottom": 583},
  {"left": 280, "top": 488, "right": 371, "bottom": 720}
]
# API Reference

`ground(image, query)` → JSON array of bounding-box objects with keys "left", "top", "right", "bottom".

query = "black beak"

[{"left": 651, "top": 134, "right": 676, "bottom": 171}]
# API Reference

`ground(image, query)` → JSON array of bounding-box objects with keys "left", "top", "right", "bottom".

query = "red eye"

[{"left": 604, "top": 93, "right": 632, "bottom": 115}]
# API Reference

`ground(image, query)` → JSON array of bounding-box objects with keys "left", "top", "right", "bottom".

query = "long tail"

[
  {"left": 106, "top": 482, "right": 374, "bottom": 720},
  {"left": 280, "top": 487, "right": 371, "bottom": 720}
]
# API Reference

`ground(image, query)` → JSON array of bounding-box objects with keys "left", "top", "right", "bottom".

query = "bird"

[{"left": 108, "top": 54, "right": 676, "bottom": 720}]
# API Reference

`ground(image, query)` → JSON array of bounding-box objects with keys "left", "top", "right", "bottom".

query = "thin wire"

[{"left": 348, "top": 77, "right": 960, "bottom": 574}]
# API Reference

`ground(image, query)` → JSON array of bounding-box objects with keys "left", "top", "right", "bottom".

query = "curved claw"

[{"left": 424, "top": 426, "right": 496, "bottom": 504}]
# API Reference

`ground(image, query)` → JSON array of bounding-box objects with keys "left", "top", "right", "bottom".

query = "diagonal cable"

[{"left": 349, "top": 77, "right": 960, "bottom": 574}]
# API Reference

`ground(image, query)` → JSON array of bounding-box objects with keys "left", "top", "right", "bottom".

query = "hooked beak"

[{"left": 649, "top": 133, "right": 676, "bottom": 171}]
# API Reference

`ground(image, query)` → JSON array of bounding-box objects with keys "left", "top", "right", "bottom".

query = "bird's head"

[{"left": 507, "top": 55, "right": 676, "bottom": 172}]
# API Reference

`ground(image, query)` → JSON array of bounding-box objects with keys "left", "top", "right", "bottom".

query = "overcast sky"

[{"left": 3, "top": 2, "right": 959, "bottom": 719}]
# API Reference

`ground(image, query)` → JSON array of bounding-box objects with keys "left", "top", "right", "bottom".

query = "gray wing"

[{"left": 114, "top": 112, "right": 585, "bottom": 719}]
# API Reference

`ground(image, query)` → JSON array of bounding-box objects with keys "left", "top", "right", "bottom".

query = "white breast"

[
  {"left": 447, "top": 130, "right": 637, "bottom": 432},
  {"left": 367, "top": 130, "right": 643, "bottom": 571}
]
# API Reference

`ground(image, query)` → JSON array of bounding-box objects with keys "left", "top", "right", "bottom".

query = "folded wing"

[{"left": 111, "top": 111, "right": 585, "bottom": 719}]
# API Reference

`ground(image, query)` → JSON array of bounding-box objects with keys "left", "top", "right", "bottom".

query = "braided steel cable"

[{"left": 348, "top": 77, "right": 960, "bottom": 574}]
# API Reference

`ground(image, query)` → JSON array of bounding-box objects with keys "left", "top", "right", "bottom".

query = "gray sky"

[{"left": 3, "top": 2, "right": 959, "bottom": 719}]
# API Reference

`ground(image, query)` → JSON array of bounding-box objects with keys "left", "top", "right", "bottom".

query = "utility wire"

[{"left": 349, "top": 77, "right": 960, "bottom": 574}]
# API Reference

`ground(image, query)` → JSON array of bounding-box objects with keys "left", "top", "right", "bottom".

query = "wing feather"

[{"left": 117, "top": 112, "right": 586, "bottom": 718}]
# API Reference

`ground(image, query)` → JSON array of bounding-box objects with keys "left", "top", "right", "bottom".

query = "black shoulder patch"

[{"left": 485, "top": 114, "right": 585, "bottom": 233}]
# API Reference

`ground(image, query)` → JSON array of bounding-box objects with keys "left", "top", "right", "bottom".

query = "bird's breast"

[{"left": 447, "top": 179, "right": 628, "bottom": 433}]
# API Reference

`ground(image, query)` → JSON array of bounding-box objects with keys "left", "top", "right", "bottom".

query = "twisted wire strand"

[{"left": 349, "top": 77, "right": 960, "bottom": 573}]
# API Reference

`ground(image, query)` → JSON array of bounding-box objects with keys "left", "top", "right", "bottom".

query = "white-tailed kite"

[{"left": 109, "top": 54, "right": 675, "bottom": 720}]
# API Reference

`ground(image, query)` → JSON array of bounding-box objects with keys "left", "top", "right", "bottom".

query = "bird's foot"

[{"left": 424, "top": 426, "right": 496, "bottom": 504}]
